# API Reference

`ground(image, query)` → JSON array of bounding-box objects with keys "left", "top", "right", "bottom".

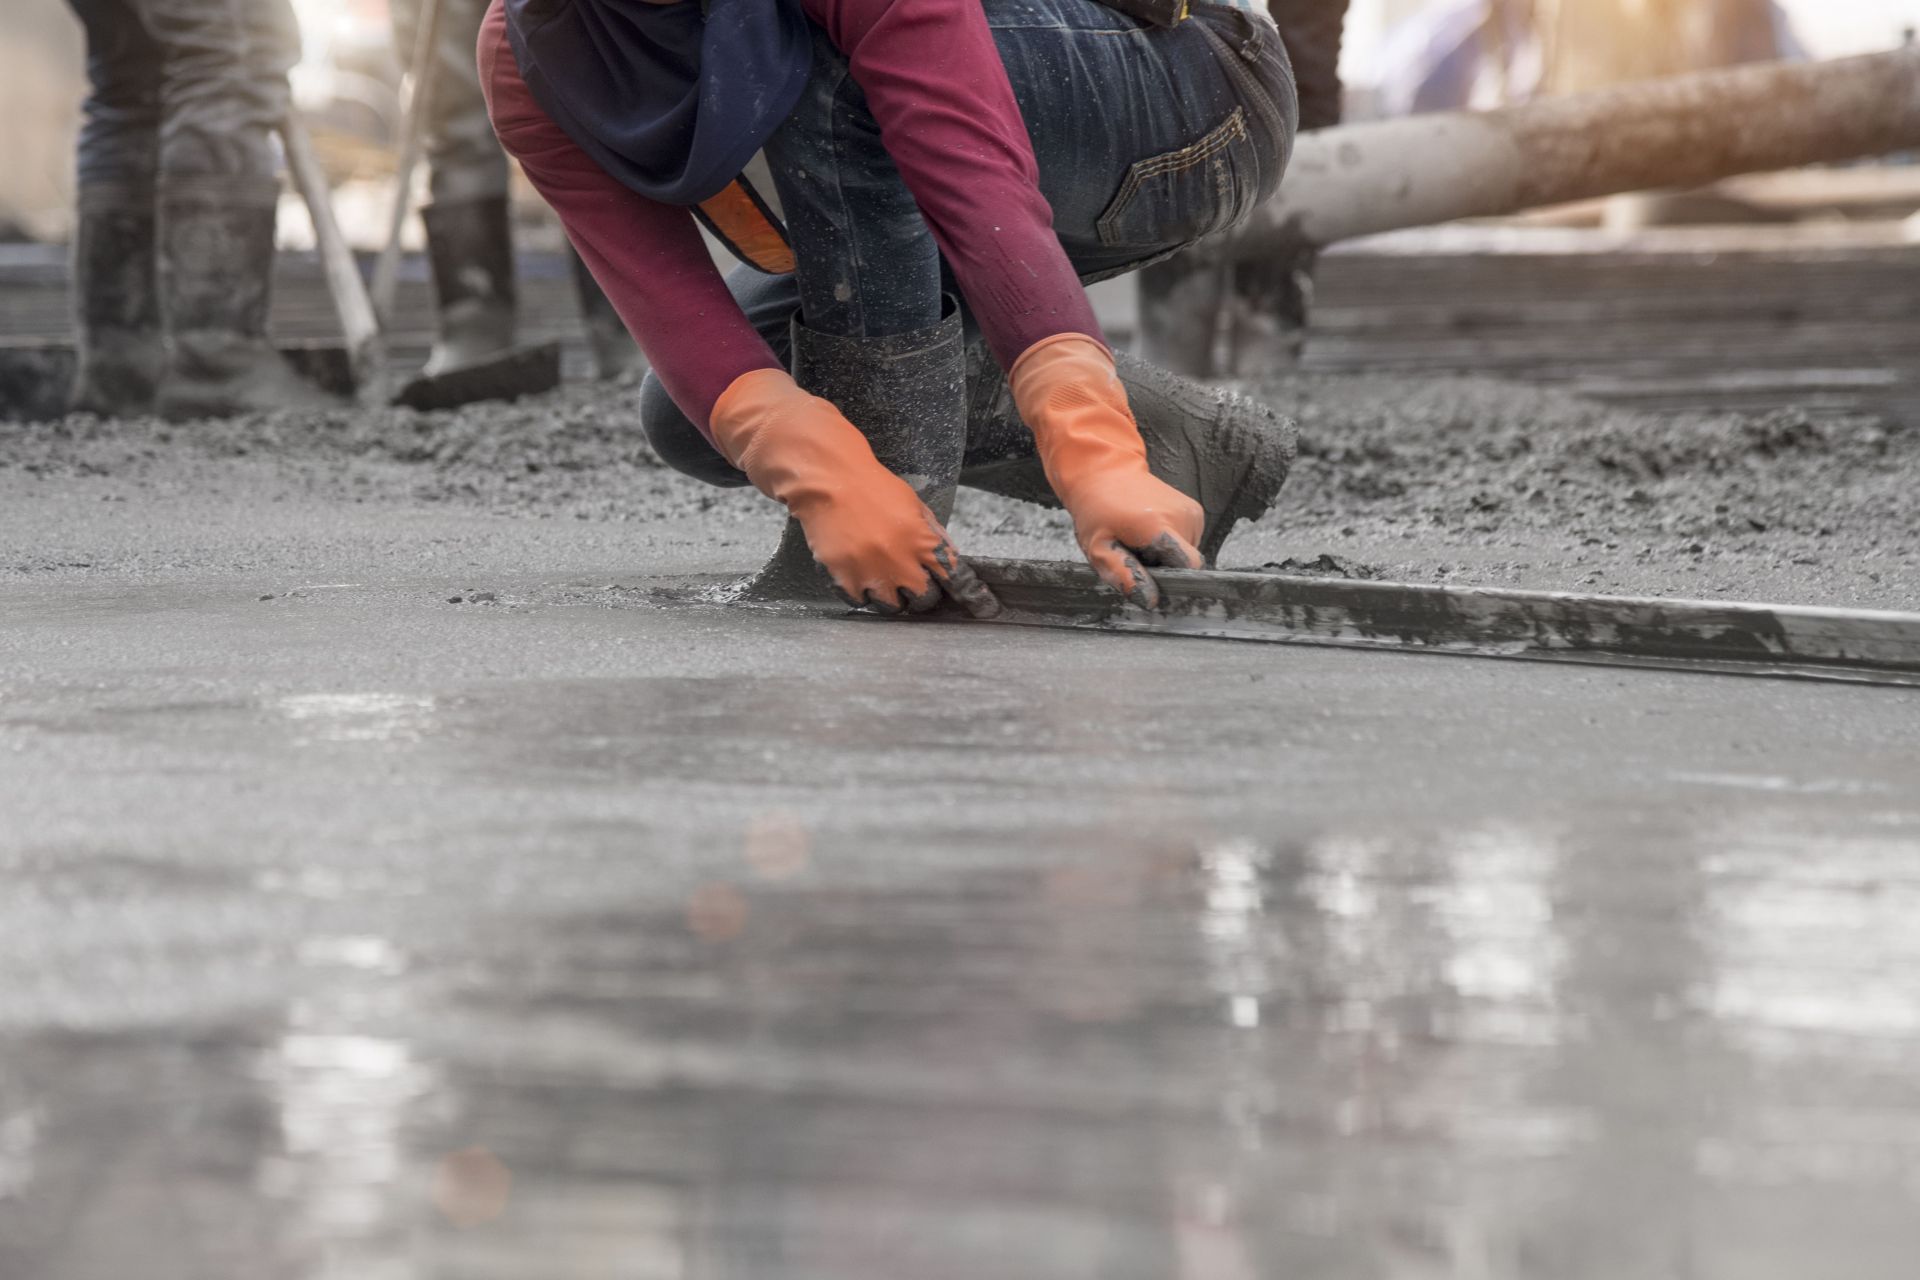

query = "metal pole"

[
  {"left": 957, "top": 558, "right": 1920, "bottom": 689},
  {"left": 370, "top": 0, "right": 447, "bottom": 326},
  {"left": 1213, "top": 47, "right": 1920, "bottom": 257},
  {"left": 281, "top": 111, "right": 387, "bottom": 405}
]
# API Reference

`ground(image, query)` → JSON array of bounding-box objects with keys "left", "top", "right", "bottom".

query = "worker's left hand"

[{"left": 1009, "top": 334, "right": 1205, "bottom": 608}]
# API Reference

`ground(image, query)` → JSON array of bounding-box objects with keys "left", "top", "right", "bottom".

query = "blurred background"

[{"left": 4, "top": 0, "right": 1915, "bottom": 247}]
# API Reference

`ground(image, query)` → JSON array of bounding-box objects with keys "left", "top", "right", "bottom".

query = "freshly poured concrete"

[{"left": 2, "top": 470, "right": 1919, "bottom": 1278}]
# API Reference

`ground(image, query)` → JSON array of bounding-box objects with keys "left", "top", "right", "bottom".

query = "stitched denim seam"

[
  {"left": 1095, "top": 106, "right": 1248, "bottom": 248},
  {"left": 823, "top": 64, "right": 869, "bottom": 336},
  {"left": 1191, "top": 12, "right": 1294, "bottom": 214}
]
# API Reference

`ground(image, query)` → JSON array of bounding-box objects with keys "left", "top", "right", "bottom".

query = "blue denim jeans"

[
  {"left": 641, "top": 0, "right": 1297, "bottom": 487},
  {"left": 67, "top": 0, "right": 302, "bottom": 193}
]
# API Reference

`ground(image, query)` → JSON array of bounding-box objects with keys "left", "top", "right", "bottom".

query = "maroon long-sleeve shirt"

[{"left": 480, "top": 0, "right": 1103, "bottom": 438}]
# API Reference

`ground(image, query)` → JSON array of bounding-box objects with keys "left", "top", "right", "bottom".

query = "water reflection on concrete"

[
  {"left": 0, "top": 1105, "right": 38, "bottom": 1201},
  {"left": 258, "top": 1029, "right": 438, "bottom": 1280},
  {"left": 275, "top": 694, "right": 442, "bottom": 745},
  {"left": 12, "top": 812, "right": 1920, "bottom": 1278},
  {"left": 1706, "top": 822, "right": 1920, "bottom": 1043}
]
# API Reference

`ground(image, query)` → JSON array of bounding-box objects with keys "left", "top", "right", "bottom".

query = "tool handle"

[
  {"left": 370, "top": 0, "right": 449, "bottom": 325},
  {"left": 281, "top": 110, "right": 386, "bottom": 403}
]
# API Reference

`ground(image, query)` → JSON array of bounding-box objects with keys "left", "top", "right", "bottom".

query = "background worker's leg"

[
  {"left": 1136, "top": 258, "right": 1229, "bottom": 380},
  {"left": 1277, "top": 0, "right": 1350, "bottom": 138},
  {"left": 70, "top": 0, "right": 164, "bottom": 192},
  {"left": 391, "top": 0, "right": 517, "bottom": 377},
  {"left": 392, "top": 0, "right": 639, "bottom": 381},
  {"left": 66, "top": 0, "right": 166, "bottom": 414},
  {"left": 1138, "top": 0, "right": 1350, "bottom": 377},
  {"left": 145, "top": 0, "right": 290, "bottom": 181},
  {"left": 146, "top": 0, "right": 337, "bottom": 417},
  {"left": 390, "top": 0, "right": 511, "bottom": 209}
]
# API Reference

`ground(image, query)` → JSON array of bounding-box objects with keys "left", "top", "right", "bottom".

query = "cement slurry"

[
  {"left": 3, "top": 474, "right": 1920, "bottom": 1278},
  {"left": 6, "top": 362, "right": 1917, "bottom": 608}
]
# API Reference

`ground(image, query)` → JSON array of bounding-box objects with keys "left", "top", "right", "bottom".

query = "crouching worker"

[{"left": 481, "top": 0, "right": 1299, "bottom": 614}]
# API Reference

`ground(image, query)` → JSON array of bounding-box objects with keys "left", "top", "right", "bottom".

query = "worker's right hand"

[
  {"left": 1010, "top": 334, "right": 1205, "bottom": 608},
  {"left": 709, "top": 369, "right": 1000, "bottom": 618}
]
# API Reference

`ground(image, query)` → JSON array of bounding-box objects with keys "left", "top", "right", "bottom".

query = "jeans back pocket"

[{"left": 1095, "top": 106, "right": 1260, "bottom": 251}]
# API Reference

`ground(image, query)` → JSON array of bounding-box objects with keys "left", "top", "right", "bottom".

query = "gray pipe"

[{"left": 1213, "top": 47, "right": 1920, "bottom": 256}]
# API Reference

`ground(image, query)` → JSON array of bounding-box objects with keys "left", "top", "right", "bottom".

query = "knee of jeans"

[{"left": 640, "top": 374, "right": 750, "bottom": 488}]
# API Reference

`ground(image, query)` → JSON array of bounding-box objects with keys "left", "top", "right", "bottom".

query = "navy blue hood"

[{"left": 503, "top": 0, "right": 812, "bottom": 206}]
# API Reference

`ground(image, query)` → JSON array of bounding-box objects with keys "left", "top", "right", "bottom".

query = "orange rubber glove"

[
  {"left": 709, "top": 368, "right": 999, "bottom": 617},
  {"left": 1010, "top": 334, "right": 1205, "bottom": 608}
]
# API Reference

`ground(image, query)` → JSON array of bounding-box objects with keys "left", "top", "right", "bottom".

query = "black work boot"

[
  {"left": 1221, "top": 247, "right": 1317, "bottom": 378},
  {"left": 961, "top": 346, "right": 1297, "bottom": 564},
  {"left": 1137, "top": 256, "right": 1227, "bottom": 378},
  {"left": 68, "top": 182, "right": 164, "bottom": 417},
  {"left": 155, "top": 179, "right": 342, "bottom": 419},
  {"left": 752, "top": 300, "right": 967, "bottom": 598},
  {"left": 420, "top": 197, "right": 517, "bottom": 377},
  {"left": 1139, "top": 251, "right": 1320, "bottom": 379},
  {"left": 569, "top": 249, "right": 644, "bottom": 381}
]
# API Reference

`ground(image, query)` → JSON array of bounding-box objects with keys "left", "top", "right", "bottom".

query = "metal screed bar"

[{"left": 954, "top": 559, "right": 1920, "bottom": 688}]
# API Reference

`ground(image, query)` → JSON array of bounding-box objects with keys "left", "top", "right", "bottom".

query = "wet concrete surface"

[
  {"left": 4, "top": 507, "right": 1920, "bottom": 1276},
  {"left": 4, "top": 241, "right": 1919, "bottom": 1275}
]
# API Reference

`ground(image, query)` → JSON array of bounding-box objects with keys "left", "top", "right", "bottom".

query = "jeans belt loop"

[
  {"left": 1225, "top": 8, "right": 1263, "bottom": 62},
  {"left": 1200, "top": 6, "right": 1263, "bottom": 64}
]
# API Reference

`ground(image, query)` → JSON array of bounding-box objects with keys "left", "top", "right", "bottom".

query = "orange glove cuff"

[
  {"left": 1007, "top": 334, "right": 1147, "bottom": 502},
  {"left": 709, "top": 367, "right": 887, "bottom": 518},
  {"left": 1008, "top": 333, "right": 1205, "bottom": 605},
  {"left": 1007, "top": 332, "right": 1112, "bottom": 383},
  {"left": 708, "top": 366, "right": 798, "bottom": 470}
]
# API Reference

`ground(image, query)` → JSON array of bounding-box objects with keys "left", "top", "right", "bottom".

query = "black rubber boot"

[
  {"left": 420, "top": 197, "right": 517, "bottom": 378},
  {"left": 68, "top": 182, "right": 163, "bottom": 417},
  {"left": 960, "top": 346, "right": 1298, "bottom": 564},
  {"left": 155, "top": 180, "right": 342, "bottom": 420},
  {"left": 1140, "top": 251, "right": 1318, "bottom": 380},
  {"left": 752, "top": 300, "right": 967, "bottom": 598},
  {"left": 569, "top": 249, "right": 644, "bottom": 381},
  {"left": 1221, "top": 246, "right": 1318, "bottom": 378},
  {"left": 1137, "top": 256, "right": 1226, "bottom": 378}
]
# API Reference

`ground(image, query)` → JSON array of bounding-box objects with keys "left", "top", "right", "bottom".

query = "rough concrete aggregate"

[
  {"left": 5, "top": 367, "right": 1912, "bottom": 609},
  {"left": 1236, "top": 371, "right": 1918, "bottom": 608}
]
